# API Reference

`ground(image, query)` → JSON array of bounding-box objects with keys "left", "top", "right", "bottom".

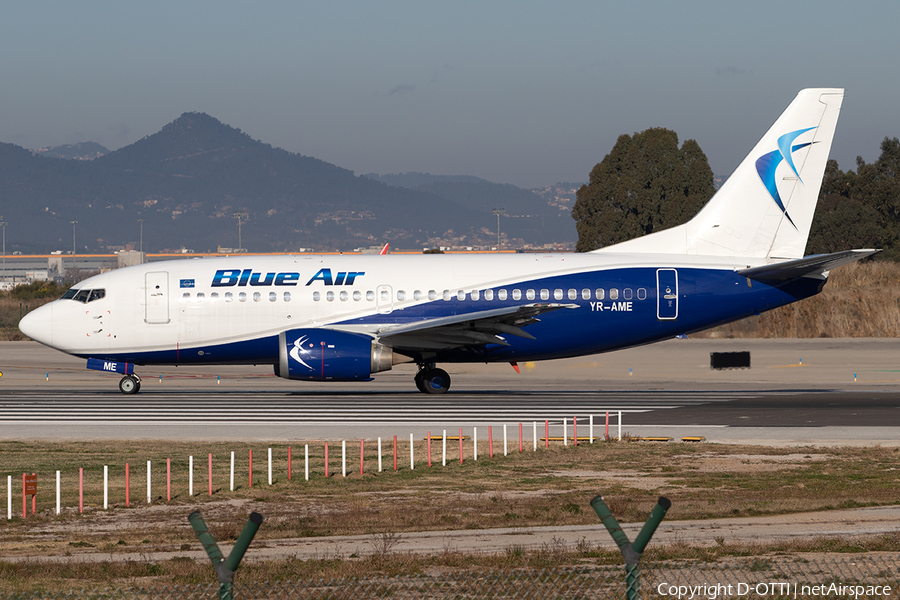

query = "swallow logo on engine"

[{"left": 289, "top": 335, "right": 314, "bottom": 371}]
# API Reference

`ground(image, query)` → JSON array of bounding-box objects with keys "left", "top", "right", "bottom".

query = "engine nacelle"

[{"left": 275, "top": 329, "right": 392, "bottom": 381}]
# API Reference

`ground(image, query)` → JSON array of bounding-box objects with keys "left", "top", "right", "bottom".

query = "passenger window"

[
  {"left": 340, "top": 291, "right": 348, "bottom": 301},
  {"left": 380, "top": 289, "right": 390, "bottom": 301},
  {"left": 484, "top": 289, "right": 494, "bottom": 301},
  {"left": 567, "top": 289, "right": 577, "bottom": 300},
  {"left": 595, "top": 289, "right": 604, "bottom": 300},
  {"left": 284, "top": 292, "right": 291, "bottom": 302},
  {"left": 182, "top": 293, "right": 191, "bottom": 301},
  {"left": 610, "top": 289, "right": 619, "bottom": 300},
  {"left": 457, "top": 290, "right": 465, "bottom": 301},
  {"left": 313, "top": 291, "right": 320, "bottom": 301},
  {"left": 210, "top": 292, "right": 219, "bottom": 302},
  {"left": 326, "top": 291, "right": 335, "bottom": 302},
  {"left": 428, "top": 290, "right": 437, "bottom": 300},
  {"left": 471, "top": 290, "right": 480, "bottom": 301},
  {"left": 498, "top": 289, "right": 508, "bottom": 301},
  {"left": 637, "top": 288, "right": 647, "bottom": 300},
  {"left": 367, "top": 291, "right": 375, "bottom": 301},
  {"left": 624, "top": 288, "right": 633, "bottom": 300},
  {"left": 442, "top": 290, "right": 451, "bottom": 301},
  {"left": 540, "top": 289, "right": 549, "bottom": 300},
  {"left": 554, "top": 289, "right": 563, "bottom": 300},
  {"left": 512, "top": 289, "right": 521, "bottom": 301},
  {"left": 239, "top": 292, "right": 247, "bottom": 302},
  {"left": 352, "top": 291, "right": 360, "bottom": 301},
  {"left": 582, "top": 289, "right": 591, "bottom": 300},
  {"left": 397, "top": 290, "right": 406, "bottom": 301},
  {"left": 225, "top": 292, "right": 233, "bottom": 303},
  {"left": 196, "top": 293, "right": 205, "bottom": 303},
  {"left": 269, "top": 292, "right": 277, "bottom": 302},
  {"left": 88, "top": 289, "right": 106, "bottom": 302},
  {"left": 414, "top": 290, "right": 423, "bottom": 300},
  {"left": 252, "top": 292, "right": 261, "bottom": 302}
]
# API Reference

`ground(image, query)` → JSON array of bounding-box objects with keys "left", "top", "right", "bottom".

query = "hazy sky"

[{"left": 2, "top": 1, "right": 897, "bottom": 188}]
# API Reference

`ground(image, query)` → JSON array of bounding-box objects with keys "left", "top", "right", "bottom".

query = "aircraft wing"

[
  {"left": 375, "top": 303, "right": 578, "bottom": 351},
  {"left": 738, "top": 249, "right": 880, "bottom": 282}
]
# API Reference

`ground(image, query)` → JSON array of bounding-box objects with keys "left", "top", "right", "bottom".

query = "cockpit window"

[{"left": 65, "top": 288, "right": 107, "bottom": 303}]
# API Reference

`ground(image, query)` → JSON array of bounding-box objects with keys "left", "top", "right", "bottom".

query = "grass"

[{"left": 2, "top": 440, "right": 900, "bottom": 591}]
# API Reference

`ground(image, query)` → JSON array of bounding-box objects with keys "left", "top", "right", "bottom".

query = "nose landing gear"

[
  {"left": 415, "top": 364, "right": 450, "bottom": 394},
  {"left": 118, "top": 374, "right": 142, "bottom": 394}
]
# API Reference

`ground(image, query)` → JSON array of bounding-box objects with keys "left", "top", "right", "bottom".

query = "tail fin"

[{"left": 596, "top": 88, "right": 844, "bottom": 260}]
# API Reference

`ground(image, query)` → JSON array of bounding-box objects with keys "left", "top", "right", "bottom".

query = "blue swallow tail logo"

[{"left": 755, "top": 127, "right": 817, "bottom": 230}]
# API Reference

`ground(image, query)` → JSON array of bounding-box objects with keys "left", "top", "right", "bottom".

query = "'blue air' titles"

[{"left": 211, "top": 268, "right": 365, "bottom": 287}]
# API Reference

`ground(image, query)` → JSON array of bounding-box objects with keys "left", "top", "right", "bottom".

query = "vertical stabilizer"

[{"left": 596, "top": 89, "right": 844, "bottom": 259}]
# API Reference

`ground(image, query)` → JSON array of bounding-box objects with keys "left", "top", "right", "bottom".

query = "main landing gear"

[
  {"left": 415, "top": 364, "right": 450, "bottom": 394},
  {"left": 118, "top": 374, "right": 142, "bottom": 394}
]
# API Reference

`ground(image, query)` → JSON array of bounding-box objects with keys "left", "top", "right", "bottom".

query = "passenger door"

[
  {"left": 145, "top": 271, "right": 170, "bottom": 324},
  {"left": 656, "top": 268, "right": 678, "bottom": 320}
]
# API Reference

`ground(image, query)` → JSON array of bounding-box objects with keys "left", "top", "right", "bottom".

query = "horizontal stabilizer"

[{"left": 738, "top": 249, "right": 880, "bottom": 282}]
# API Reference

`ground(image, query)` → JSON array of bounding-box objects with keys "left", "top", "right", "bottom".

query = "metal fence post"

[
  {"left": 591, "top": 495, "right": 671, "bottom": 600},
  {"left": 189, "top": 510, "right": 263, "bottom": 600}
]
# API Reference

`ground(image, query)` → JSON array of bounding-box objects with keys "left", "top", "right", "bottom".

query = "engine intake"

[{"left": 276, "top": 329, "right": 392, "bottom": 381}]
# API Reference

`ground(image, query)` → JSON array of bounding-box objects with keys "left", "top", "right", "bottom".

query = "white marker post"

[
  {"left": 533, "top": 421, "right": 537, "bottom": 451},
  {"left": 377, "top": 437, "right": 383, "bottom": 473},
  {"left": 268, "top": 448, "right": 273, "bottom": 486},
  {"left": 563, "top": 418, "right": 568, "bottom": 446},
  {"left": 618, "top": 410, "right": 622, "bottom": 441},
  {"left": 503, "top": 424, "right": 508, "bottom": 456},
  {"left": 473, "top": 427, "right": 478, "bottom": 461},
  {"left": 147, "top": 461, "right": 152, "bottom": 504},
  {"left": 230, "top": 451, "right": 235, "bottom": 492},
  {"left": 342, "top": 441, "right": 347, "bottom": 477},
  {"left": 56, "top": 471, "right": 60, "bottom": 515},
  {"left": 189, "top": 456, "right": 194, "bottom": 497},
  {"left": 590, "top": 415, "right": 594, "bottom": 444},
  {"left": 442, "top": 430, "right": 447, "bottom": 466},
  {"left": 7, "top": 476, "right": 11, "bottom": 520},
  {"left": 104, "top": 466, "right": 108, "bottom": 509},
  {"left": 304, "top": 445, "right": 309, "bottom": 481},
  {"left": 410, "top": 434, "right": 414, "bottom": 470}
]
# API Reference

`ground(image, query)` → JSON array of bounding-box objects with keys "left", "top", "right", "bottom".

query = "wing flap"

[{"left": 377, "top": 303, "right": 577, "bottom": 351}]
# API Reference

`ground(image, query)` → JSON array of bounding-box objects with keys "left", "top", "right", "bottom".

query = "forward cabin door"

[
  {"left": 656, "top": 268, "right": 678, "bottom": 320},
  {"left": 145, "top": 272, "right": 170, "bottom": 324}
]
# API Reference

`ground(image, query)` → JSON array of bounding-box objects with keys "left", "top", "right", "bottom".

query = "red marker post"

[{"left": 23, "top": 473, "right": 37, "bottom": 518}]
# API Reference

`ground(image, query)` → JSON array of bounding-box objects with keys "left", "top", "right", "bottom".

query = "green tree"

[
  {"left": 808, "top": 138, "right": 900, "bottom": 260},
  {"left": 572, "top": 128, "right": 715, "bottom": 252}
]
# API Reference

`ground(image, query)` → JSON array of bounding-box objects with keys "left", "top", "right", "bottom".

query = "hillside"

[{"left": 0, "top": 114, "right": 553, "bottom": 253}]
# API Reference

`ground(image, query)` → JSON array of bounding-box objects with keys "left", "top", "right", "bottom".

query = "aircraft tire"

[
  {"left": 421, "top": 368, "right": 450, "bottom": 394},
  {"left": 119, "top": 375, "right": 141, "bottom": 395},
  {"left": 414, "top": 370, "right": 427, "bottom": 393}
]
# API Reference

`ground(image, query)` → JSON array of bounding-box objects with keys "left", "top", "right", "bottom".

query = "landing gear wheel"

[
  {"left": 414, "top": 370, "right": 427, "bottom": 393},
  {"left": 119, "top": 374, "right": 141, "bottom": 395},
  {"left": 420, "top": 368, "right": 450, "bottom": 394}
]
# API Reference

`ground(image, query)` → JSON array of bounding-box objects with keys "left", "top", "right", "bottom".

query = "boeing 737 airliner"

[{"left": 19, "top": 89, "right": 876, "bottom": 394}]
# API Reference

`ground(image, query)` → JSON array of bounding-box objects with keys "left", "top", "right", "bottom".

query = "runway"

[{"left": 1, "top": 339, "right": 898, "bottom": 444}]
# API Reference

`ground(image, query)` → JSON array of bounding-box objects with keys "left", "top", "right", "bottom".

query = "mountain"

[
  {"left": 35, "top": 141, "right": 109, "bottom": 160},
  {"left": 0, "top": 114, "right": 577, "bottom": 253}
]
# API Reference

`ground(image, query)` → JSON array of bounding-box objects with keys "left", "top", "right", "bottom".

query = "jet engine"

[{"left": 275, "top": 329, "right": 392, "bottom": 381}]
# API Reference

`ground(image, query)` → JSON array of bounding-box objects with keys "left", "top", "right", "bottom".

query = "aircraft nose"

[{"left": 19, "top": 303, "right": 53, "bottom": 345}]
